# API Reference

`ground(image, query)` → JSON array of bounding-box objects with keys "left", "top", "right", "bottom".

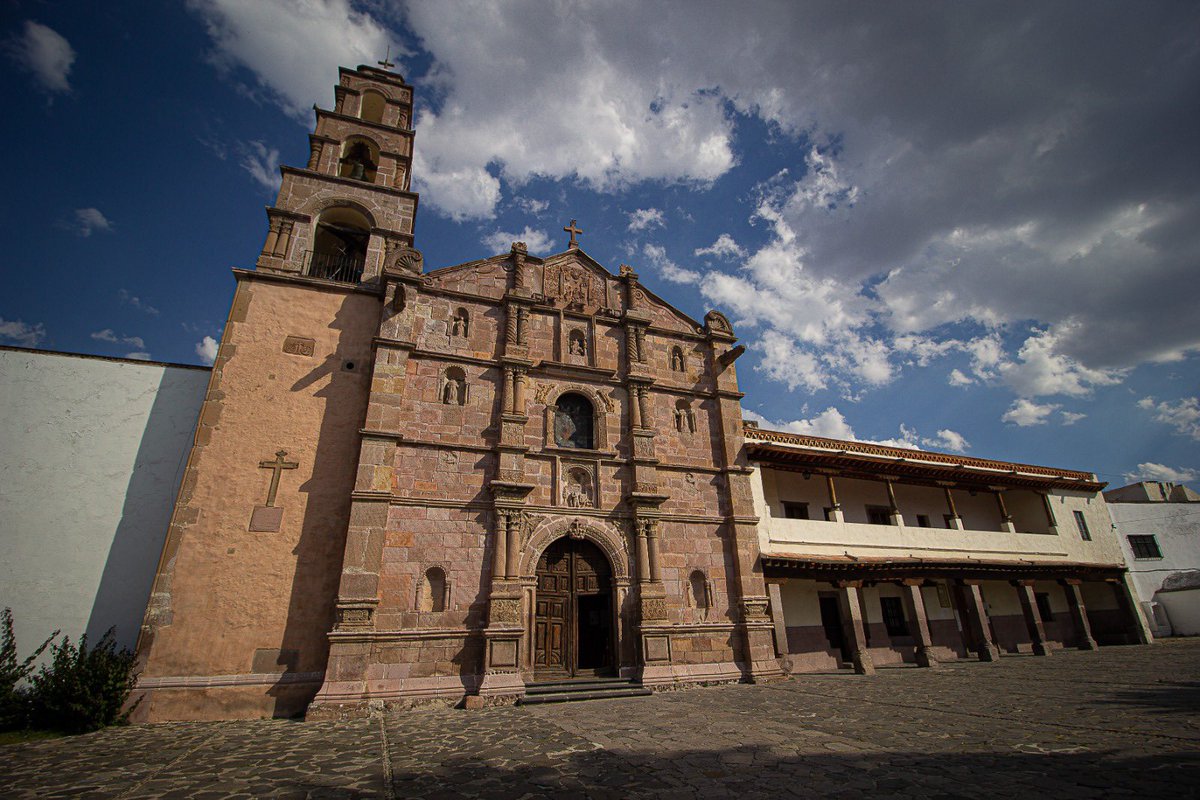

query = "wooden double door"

[{"left": 534, "top": 537, "right": 614, "bottom": 678}]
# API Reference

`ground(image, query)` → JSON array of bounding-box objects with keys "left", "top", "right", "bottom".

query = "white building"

[
  {"left": 1107, "top": 481, "right": 1200, "bottom": 637},
  {"left": 0, "top": 347, "right": 208, "bottom": 659},
  {"left": 746, "top": 423, "right": 1152, "bottom": 674}
]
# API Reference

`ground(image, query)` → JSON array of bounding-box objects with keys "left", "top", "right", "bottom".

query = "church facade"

[
  {"left": 134, "top": 64, "right": 779, "bottom": 722},
  {"left": 132, "top": 64, "right": 1152, "bottom": 723}
]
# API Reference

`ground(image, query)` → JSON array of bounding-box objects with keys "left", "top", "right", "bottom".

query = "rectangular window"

[
  {"left": 943, "top": 514, "right": 957, "bottom": 529},
  {"left": 879, "top": 596, "right": 909, "bottom": 637},
  {"left": 1034, "top": 592, "right": 1054, "bottom": 623},
  {"left": 1127, "top": 534, "right": 1162, "bottom": 559},
  {"left": 823, "top": 506, "right": 835, "bottom": 521},
  {"left": 866, "top": 505, "right": 893, "bottom": 526},
  {"left": 1073, "top": 510, "right": 1091, "bottom": 541},
  {"left": 782, "top": 501, "right": 809, "bottom": 520},
  {"left": 916, "top": 514, "right": 931, "bottom": 528}
]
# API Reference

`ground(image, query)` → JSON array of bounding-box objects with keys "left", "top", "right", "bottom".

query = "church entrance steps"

[{"left": 518, "top": 677, "right": 652, "bottom": 705}]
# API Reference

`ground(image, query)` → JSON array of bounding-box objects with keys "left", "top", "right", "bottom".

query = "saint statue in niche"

[
  {"left": 564, "top": 467, "right": 594, "bottom": 508},
  {"left": 562, "top": 268, "right": 587, "bottom": 309},
  {"left": 568, "top": 330, "right": 587, "bottom": 357}
]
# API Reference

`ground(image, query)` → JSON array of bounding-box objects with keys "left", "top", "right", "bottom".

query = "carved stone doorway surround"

[{"left": 518, "top": 515, "right": 635, "bottom": 680}]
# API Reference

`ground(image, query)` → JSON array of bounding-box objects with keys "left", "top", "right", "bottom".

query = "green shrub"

[
  {"left": 28, "top": 628, "right": 140, "bottom": 734},
  {"left": 0, "top": 607, "right": 57, "bottom": 731}
]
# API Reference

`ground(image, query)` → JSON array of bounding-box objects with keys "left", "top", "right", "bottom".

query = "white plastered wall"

[{"left": 0, "top": 349, "right": 208, "bottom": 661}]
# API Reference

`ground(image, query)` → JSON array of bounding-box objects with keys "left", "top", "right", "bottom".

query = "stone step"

[
  {"left": 524, "top": 678, "right": 633, "bottom": 695},
  {"left": 518, "top": 685, "right": 653, "bottom": 705}
]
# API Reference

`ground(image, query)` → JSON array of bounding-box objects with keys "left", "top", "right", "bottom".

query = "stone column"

[
  {"left": 767, "top": 582, "right": 789, "bottom": 657},
  {"left": 629, "top": 386, "right": 642, "bottom": 429},
  {"left": 502, "top": 367, "right": 514, "bottom": 414},
  {"left": 960, "top": 582, "right": 1000, "bottom": 662},
  {"left": 900, "top": 581, "right": 938, "bottom": 668},
  {"left": 261, "top": 219, "right": 281, "bottom": 257},
  {"left": 646, "top": 520, "right": 662, "bottom": 582},
  {"left": 513, "top": 369, "right": 527, "bottom": 414},
  {"left": 492, "top": 511, "right": 509, "bottom": 581},
  {"left": 943, "top": 486, "right": 964, "bottom": 530},
  {"left": 1059, "top": 579, "right": 1097, "bottom": 650},
  {"left": 636, "top": 387, "right": 651, "bottom": 429},
  {"left": 825, "top": 475, "right": 845, "bottom": 522},
  {"left": 1013, "top": 580, "right": 1051, "bottom": 656},
  {"left": 505, "top": 307, "right": 518, "bottom": 345},
  {"left": 516, "top": 308, "right": 528, "bottom": 345},
  {"left": 505, "top": 513, "right": 520, "bottom": 580},
  {"left": 634, "top": 327, "right": 646, "bottom": 362},
  {"left": 636, "top": 522, "right": 651, "bottom": 584},
  {"left": 1110, "top": 574, "right": 1154, "bottom": 645},
  {"left": 837, "top": 582, "right": 875, "bottom": 675}
]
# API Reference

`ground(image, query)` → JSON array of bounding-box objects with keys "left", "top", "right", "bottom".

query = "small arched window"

[
  {"left": 671, "top": 346, "right": 686, "bottom": 372},
  {"left": 451, "top": 308, "right": 469, "bottom": 337},
  {"left": 554, "top": 392, "right": 595, "bottom": 449},
  {"left": 420, "top": 566, "right": 447, "bottom": 612},
  {"left": 360, "top": 90, "right": 386, "bottom": 123},
  {"left": 689, "top": 570, "right": 711, "bottom": 613},
  {"left": 442, "top": 366, "right": 467, "bottom": 406},
  {"left": 675, "top": 399, "right": 697, "bottom": 433},
  {"left": 338, "top": 137, "right": 378, "bottom": 182}
]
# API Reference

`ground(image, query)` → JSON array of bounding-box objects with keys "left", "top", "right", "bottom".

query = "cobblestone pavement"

[{"left": 3, "top": 640, "right": 1199, "bottom": 798}]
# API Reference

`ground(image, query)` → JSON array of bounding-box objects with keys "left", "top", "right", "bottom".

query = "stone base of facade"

[{"left": 130, "top": 675, "right": 323, "bottom": 723}]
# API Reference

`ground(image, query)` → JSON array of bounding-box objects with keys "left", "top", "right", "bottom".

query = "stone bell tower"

[{"left": 133, "top": 63, "right": 423, "bottom": 722}]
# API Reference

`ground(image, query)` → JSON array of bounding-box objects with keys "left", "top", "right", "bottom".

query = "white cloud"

[
  {"left": 65, "top": 208, "right": 113, "bottom": 237},
  {"left": 0, "top": 318, "right": 47, "bottom": 347},
  {"left": 922, "top": 429, "right": 970, "bottom": 453},
  {"left": 514, "top": 197, "right": 549, "bottom": 215},
  {"left": 627, "top": 208, "right": 666, "bottom": 232},
  {"left": 948, "top": 368, "right": 973, "bottom": 387},
  {"left": 1060, "top": 411, "right": 1087, "bottom": 425},
  {"left": 776, "top": 407, "right": 858, "bottom": 440},
  {"left": 752, "top": 329, "right": 827, "bottom": 393},
  {"left": 6, "top": 21, "right": 74, "bottom": 94},
  {"left": 125, "top": 352, "right": 152, "bottom": 361},
  {"left": 1001, "top": 398, "right": 1060, "bottom": 427},
  {"left": 187, "top": 0, "right": 392, "bottom": 121},
  {"left": 480, "top": 226, "right": 553, "bottom": 255},
  {"left": 642, "top": 243, "right": 700, "bottom": 284},
  {"left": 119, "top": 289, "right": 160, "bottom": 316},
  {"left": 997, "top": 326, "right": 1124, "bottom": 397},
  {"left": 1122, "top": 462, "right": 1198, "bottom": 485},
  {"left": 694, "top": 234, "right": 746, "bottom": 261},
  {"left": 239, "top": 141, "right": 281, "bottom": 194},
  {"left": 195, "top": 336, "right": 219, "bottom": 365},
  {"left": 1138, "top": 396, "right": 1200, "bottom": 441},
  {"left": 91, "top": 329, "right": 145, "bottom": 350}
]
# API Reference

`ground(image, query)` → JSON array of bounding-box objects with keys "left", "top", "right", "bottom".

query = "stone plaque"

[
  {"left": 644, "top": 634, "right": 671, "bottom": 663},
  {"left": 490, "top": 597, "right": 521, "bottom": 624},
  {"left": 249, "top": 505, "right": 284, "bottom": 532},
  {"left": 282, "top": 336, "right": 315, "bottom": 357},
  {"left": 489, "top": 639, "right": 519, "bottom": 669}
]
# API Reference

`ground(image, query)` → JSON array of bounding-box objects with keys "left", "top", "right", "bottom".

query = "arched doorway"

[{"left": 534, "top": 537, "right": 614, "bottom": 678}]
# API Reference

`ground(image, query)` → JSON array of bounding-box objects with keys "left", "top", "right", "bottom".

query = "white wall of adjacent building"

[
  {"left": 1110, "top": 500, "right": 1200, "bottom": 636},
  {"left": 0, "top": 348, "right": 208, "bottom": 662}
]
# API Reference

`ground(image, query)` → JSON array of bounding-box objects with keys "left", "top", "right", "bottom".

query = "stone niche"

[{"left": 558, "top": 460, "right": 598, "bottom": 509}]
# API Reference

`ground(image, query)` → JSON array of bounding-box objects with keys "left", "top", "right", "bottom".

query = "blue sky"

[{"left": 2, "top": 1, "right": 1198, "bottom": 490}]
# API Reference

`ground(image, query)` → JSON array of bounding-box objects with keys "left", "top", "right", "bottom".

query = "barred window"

[
  {"left": 1127, "top": 535, "right": 1162, "bottom": 559},
  {"left": 880, "top": 596, "right": 909, "bottom": 637},
  {"left": 1073, "top": 510, "right": 1091, "bottom": 541},
  {"left": 782, "top": 501, "right": 809, "bottom": 520}
]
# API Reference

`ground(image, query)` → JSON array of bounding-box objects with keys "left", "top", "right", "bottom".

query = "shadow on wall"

[
  {"left": 269, "top": 294, "right": 375, "bottom": 718},
  {"left": 86, "top": 367, "right": 207, "bottom": 651}
]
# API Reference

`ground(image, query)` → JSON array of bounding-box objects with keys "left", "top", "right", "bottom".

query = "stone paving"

[{"left": 3, "top": 639, "right": 1199, "bottom": 798}]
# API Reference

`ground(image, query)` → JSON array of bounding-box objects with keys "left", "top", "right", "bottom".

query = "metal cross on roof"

[
  {"left": 378, "top": 46, "right": 396, "bottom": 71},
  {"left": 563, "top": 219, "right": 583, "bottom": 249}
]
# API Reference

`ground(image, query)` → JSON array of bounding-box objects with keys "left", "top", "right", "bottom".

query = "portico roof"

[{"left": 744, "top": 425, "right": 1105, "bottom": 492}]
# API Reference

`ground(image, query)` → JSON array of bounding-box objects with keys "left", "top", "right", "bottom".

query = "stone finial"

[{"left": 511, "top": 241, "right": 527, "bottom": 255}]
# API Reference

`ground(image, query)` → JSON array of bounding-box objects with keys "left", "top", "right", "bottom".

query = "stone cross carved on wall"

[{"left": 250, "top": 450, "right": 298, "bottom": 533}]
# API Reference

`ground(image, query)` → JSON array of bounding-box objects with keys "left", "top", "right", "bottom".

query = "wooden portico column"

[
  {"left": 900, "top": 580, "right": 938, "bottom": 668},
  {"left": 1058, "top": 579, "right": 1097, "bottom": 650},
  {"left": 825, "top": 474, "right": 845, "bottom": 522},
  {"left": 1012, "top": 580, "right": 1051, "bottom": 656},
  {"left": 1108, "top": 574, "right": 1154, "bottom": 645},
  {"left": 836, "top": 581, "right": 875, "bottom": 675},
  {"left": 994, "top": 489, "right": 1016, "bottom": 533},
  {"left": 958, "top": 580, "right": 1000, "bottom": 662},
  {"left": 940, "top": 483, "right": 964, "bottom": 530}
]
